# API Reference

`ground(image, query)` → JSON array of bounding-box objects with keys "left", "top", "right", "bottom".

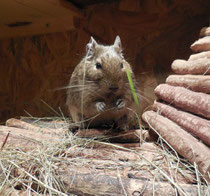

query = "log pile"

[
  {"left": 1, "top": 118, "right": 208, "bottom": 195},
  {"left": 142, "top": 26, "right": 210, "bottom": 183}
]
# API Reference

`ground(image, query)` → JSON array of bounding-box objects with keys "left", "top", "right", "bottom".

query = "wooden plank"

[
  {"left": 0, "top": 0, "right": 80, "bottom": 23},
  {"left": 0, "top": 16, "right": 76, "bottom": 38},
  {"left": 0, "top": 0, "right": 82, "bottom": 38}
]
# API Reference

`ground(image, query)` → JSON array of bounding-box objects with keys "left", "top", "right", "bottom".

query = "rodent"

[{"left": 66, "top": 36, "right": 142, "bottom": 130}]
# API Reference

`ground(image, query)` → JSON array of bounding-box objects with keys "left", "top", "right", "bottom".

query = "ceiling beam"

[{"left": 0, "top": 0, "right": 82, "bottom": 39}]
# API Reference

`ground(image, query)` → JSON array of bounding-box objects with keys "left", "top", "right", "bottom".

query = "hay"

[{"left": 0, "top": 118, "right": 209, "bottom": 195}]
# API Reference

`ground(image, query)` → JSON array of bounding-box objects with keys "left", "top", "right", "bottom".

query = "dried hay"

[{"left": 0, "top": 117, "right": 209, "bottom": 195}]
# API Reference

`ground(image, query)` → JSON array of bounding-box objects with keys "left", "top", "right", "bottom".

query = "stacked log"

[
  {"left": 1, "top": 118, "right": 202, "bottom": 195},
  {"left": 142, "top": 26, "right": 210, "bottom": 182}
]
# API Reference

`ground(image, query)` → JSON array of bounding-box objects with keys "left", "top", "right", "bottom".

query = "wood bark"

[
  {"left": 0, "top": 124, "right": 145, "bottom": 163},
  {"left": 190, "top": 36, "right": 210, "bottom": 52},
  {"left": 59, "top": 170, "right": 208, "bottom": 196},
  {"left": 188, "top": 51, "right": 210, "bottom": 61},
  {"left": 66, "top": 146, "right": 140, "bottom": 161},
  {"left": 152, "top": 101, "right": 210, "bottom": 146},
  {"left": 142, "top": 111, "right": 210, "bottom": 182},
  {"left": 75, "top": 128, "right": 151, "bottom": 143},
  {"left": 0, "top": 126, "right": 41, "bottom": 150},
  {"left": 20, "top": 117, "right": 70, "bottom": 129},
  {"left": 2, "top": 163, "right": 206, "bottom": 196},
  {"left": 171, "top": 59, "right": 210, "bottom": 75},
  {"left": 154, "top": 84, "right": 210, "bottom": 119},
  {"left": 166, "top": 74, "right": 210, "bottom": 94},
  {"left": 0, "top": 120, "right": 149, "bottom": 150},
  {"left": 0, "top": 124, "right": 63, "bottom": 150},
  {"left": 6, "top": 118, "right": 65, "bottom": 135},
  {"left": 0, "top": 119, "right": 208, "bottom": 194},
  {"left": 85, "top": 142, "right": 142, "bottom": 149},
  {"left": 0, "top": 126, "right": 142, "bottom": 151},
  {"left": 2, "top": 189, "right": 49, "bottom": 196},
  {"left": 0, "top": 125, "right": 60, "bottom": 141},
  {"left": 200, "top": 27, "right": 210, "bottom": 37}
]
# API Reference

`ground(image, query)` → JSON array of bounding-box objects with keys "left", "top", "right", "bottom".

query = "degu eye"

[
  {"left": 95, "top": 62, "right": 102, "bottom": 69},
  {"left": 120, "top": 63, "right": 124, "bottom": 69}
]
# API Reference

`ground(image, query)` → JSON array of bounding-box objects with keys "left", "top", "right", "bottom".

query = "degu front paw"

[
  {"left": 95, "top": 102, "right": 106, "bottom": 112},
  {"left": 116, "top": 99, "right": 125, "bottom": 109}
]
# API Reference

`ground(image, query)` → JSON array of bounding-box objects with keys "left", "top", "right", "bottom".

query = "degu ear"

[
  {"left": 86, "top": 36, "right": 98, "bottom": 59},
  {"left": 114, "top": 35, "right": 123, "bottom": 56}
]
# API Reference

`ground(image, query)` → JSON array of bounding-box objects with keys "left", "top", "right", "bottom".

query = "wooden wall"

[{"left": 0, "top": 0, "right": 210, "bottom": 122}]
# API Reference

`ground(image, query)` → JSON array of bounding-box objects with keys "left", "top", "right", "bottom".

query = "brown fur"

[{"left": 66, "top": 36, "right": 142, "bottom": 129}]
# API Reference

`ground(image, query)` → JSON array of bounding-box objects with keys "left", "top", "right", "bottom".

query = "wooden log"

[
  {"left": 75, "top": 128, "right": 151, "bottom": 143},
  {"left": 188, "top": 51, "right": 210, "bottom": 61},
  {"left": 84, "top": 141, "right": 159, "bottom": 154},
  {"left": 154, "top": 84, "right": 210, "bottom": 119},
  {"left": 59, "top": 170, "right": 208, "bottom": 195},
  {"left": 190, "top": 36, "right": 210, "bottom": 52},
  {"left": 20, "top": 117, "right": 71, "bottom": 129},
  {"left": 171, "top": 59, "right": 210, "bottom": 75},
  {"left": 200, "top": 27, "right": 210, "bottom": 37},
  {"left": 66, "top": 146, "right": 140, "bottom": 161},
  {"left": 152, "top": 101, "right": 210, "bottom": 146},
  {"left": 0, "top": 127, "right": 40, "bottom": 150},
  {"left": 0, "top": 125, "right": 61, "bottom": 148},
  {"left": 3, "top": 162, "right": 203, "bottom": 196},
  {"left": 85, "top": 141, "right": 141, "bottom": 149},
  {"left": 166, "top": 74, "right": 210, "bottom": 94},
  {"left": 142, "top": 111, "right": 210, "bottom": 182},
  {"left": 6, "top": 118, "right": 65, "bottom": 135},
  {"left": 3, "top": 189, "right": 49, "bottom": 196}
]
